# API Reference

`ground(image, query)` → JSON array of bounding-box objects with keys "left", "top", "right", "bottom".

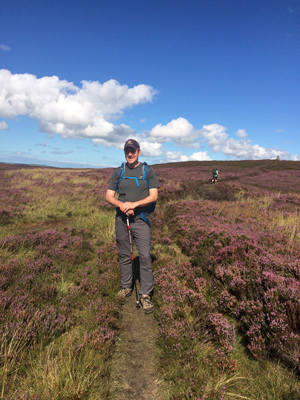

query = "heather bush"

[
  {"left": 163, "top": 197, "right": 300, "bottom": 371},
  {"left": 0, "top": 167, "right": 122, "bottom": 398},
  {"left": 150, "top": 162, "right": 300, "bottom": 397},
  {"left": 1, "top": 161, "right": 300, "bottom": 399}
]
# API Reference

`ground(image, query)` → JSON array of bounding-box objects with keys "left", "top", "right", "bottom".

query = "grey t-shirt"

[{"left": 108, "top": 162, "right": 159, "bottom": 214}]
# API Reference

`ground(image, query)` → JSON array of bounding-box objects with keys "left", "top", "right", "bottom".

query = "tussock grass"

[
  {"left": 22, "top": 191, "right": 97, "bottom": 223},
  {"left": 153, "top": 237, "right": 300, "bottom": 399},
  {"left": 1, "top": 162, "right": 300, "bottom": 399},
  {"left": 151, "top": 179, "right": 300, "bottom": 398},
  {"left": 0, "top": 167, "right": 119, "bottom": 399},
  {"left": 18, "top": 335, "right": 108, "bottom": 399},
  {"left": 0, "top": 245, "right": 35, "bottom": 263},
  {"left": 1, "top": 313, "right": 39, "bottom": 397},
  {"left": 230, "top": 337, "right": 300, "bottom": 400},
  {"left": 218, "top": 191, "right": 300, "bottom": 241},
  {"left": 72, "top": 209, "right": 116, "bottom": 244}
]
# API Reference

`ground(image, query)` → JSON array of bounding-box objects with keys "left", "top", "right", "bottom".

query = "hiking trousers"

[{"left": 115, "top": 215, "right": 153, "bottom": 296}]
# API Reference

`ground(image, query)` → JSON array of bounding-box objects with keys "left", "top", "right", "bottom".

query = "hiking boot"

[
  {"left": 140, "top": 295, "right": 154, "bottom": 314},
  {"left": 117, "top": 288, "right": 132, "bottom": 303}
]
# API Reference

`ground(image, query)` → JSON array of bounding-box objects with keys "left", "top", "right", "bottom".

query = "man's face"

[{"left": 124, "top": 147, "right": 141, "bottom": 166}]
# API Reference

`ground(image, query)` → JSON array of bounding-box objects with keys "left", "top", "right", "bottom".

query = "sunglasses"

[{"left": 124, "top": 148, "right": 139, "bottom": 155}]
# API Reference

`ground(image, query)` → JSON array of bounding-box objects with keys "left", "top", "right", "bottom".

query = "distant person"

[
  {"left": 105, "top": 139, "right": 159, "bottom": 314},
  {"left": 212, "top": 168, "right": 219, "bottom": 183}
]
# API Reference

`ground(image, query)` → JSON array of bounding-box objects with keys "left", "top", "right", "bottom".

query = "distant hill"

[
  {"left": 0, "top": 162, "right": 54, "bottom": 170},
  {"left": 152, "top": 159, "right": 300, "bottom": 170},
  {"left": 1, "top": 159, "right": 300, "bottom": 172}
]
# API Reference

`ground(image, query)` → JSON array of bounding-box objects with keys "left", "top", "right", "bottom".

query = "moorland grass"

[
  {"left": 150, "top": 162, "right": 300, "bottom": 399},
  {"left": 1, "top": 162, "right": 300, "bottom": 399},
  {"left": 152, "top": 205, "right": 300, "bottom": 399},
  {"left": 0, "top": 167, "right": 120, "bottom": 399}
]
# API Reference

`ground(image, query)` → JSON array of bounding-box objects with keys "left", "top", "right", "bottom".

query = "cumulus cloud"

[
  {"left": 166, "top": 150, "right": 211, "bottom": 163},
  {"left": 165, "top": 151, "right": 187, "bottom": 162},
  {"left": 1, "top": 69, "right": 297, "bottom": 163},
  {"left": 0, "top": 120, "right": 8, "bottom": 130},
  {"left": 199, "top": 124, "right": 229, "bottom": 152},
  {"left": 236, "top": 129, "right": 247, "bottom": 138},
  {"left": 141, "top": 122, "right": 297, "bottom": 162},
  {"left": 189, "top": 151, "right": 212, "bottom": 161},
  {"left": 148, "top": 117, "right": 199, "bottom": 148},
  {"left": 199, "top": 124, "right": 292, "bottom": 160},
  {"left": 91, "top": 124, "right": 138, "bottom": 148},
  {"left": 222, "top": 138, "right": 290, "bottom": 160},
  {"left": 139, "top": 141, "right": 163, "bottom": 157},
  {"left": 0, "top": 69, "right": 156, "bottom": 147}
]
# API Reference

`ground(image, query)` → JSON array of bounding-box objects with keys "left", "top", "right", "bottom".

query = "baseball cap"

[{"left": 124, "top": 139, "right": 140, "bottom": 150}]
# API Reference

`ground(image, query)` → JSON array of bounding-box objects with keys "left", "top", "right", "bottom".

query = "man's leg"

[
  {"left": 131, "top": 219, "right": 153, "bottom": 296},
  {"left": 115, "top": 216, "right": 133, "bottom": 289}
]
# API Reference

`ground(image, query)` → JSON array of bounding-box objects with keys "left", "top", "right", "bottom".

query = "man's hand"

[
  {"left": 120, "top": 202, "right": 136, "bottom": 214},
  {"left": 106, "top": 188, "right": 158, "bottom": 216}
]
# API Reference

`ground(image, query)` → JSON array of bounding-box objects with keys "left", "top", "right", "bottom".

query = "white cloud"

[
  {"left": 198, "top": 124, "right": 294, "bottom": 160},
  {"left": 199, "top": 124, "right": 229, "bottom": 152},
  {"left": 0, "top": 120, "right": 8, "bottom": 130},
  {"left": 165, "top": 150, "right": 211, "bottom": 163},
  {"left": 1, "top": 69, "right": 298, "bottom": 163},
  {"left": 236, "top": 129, "right": 247, "bottom": 138},
  {"left": 148, "top": 117, "right": 199, "bottom": 147},
  {"left": 91, "top": 124, "right": 137, "bottom": 148},
  {"left": 139, "top": 141, "right": 163, "bottom": 157},
  {"left": 222, "top": 138, "right": 290, "bottom": 160},
  {"left": 165, "top": 151, "right": 187, "bottom": 162},
  {"left": 189, "top": 151, "right": 212, "bottom": 161},
  {"left": 291, "top": 155, "right": 300, "bottom": 161},
  {"left": 0, "top": 45, "right": 10, "bottom": 51},
  {"left": 0, "top": 69, "right": 156, "bottom": 146}
]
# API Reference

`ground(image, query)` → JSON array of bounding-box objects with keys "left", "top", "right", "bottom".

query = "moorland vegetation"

[{"left": 0, "top": 159, "right": 300, "bottom": 399}]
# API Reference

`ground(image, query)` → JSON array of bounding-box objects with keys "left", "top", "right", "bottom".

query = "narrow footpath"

[{"left": 109, "top": 288, "right": 163, "bottom": 400}]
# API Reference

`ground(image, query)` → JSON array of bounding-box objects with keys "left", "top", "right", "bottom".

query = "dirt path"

[{"left": 109, "top": 287, "right": 163, "bottom": 400}]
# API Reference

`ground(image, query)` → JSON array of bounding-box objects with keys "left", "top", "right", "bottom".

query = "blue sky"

[{"left": 0, "top": 0, "right": 299, "bottom": 168}]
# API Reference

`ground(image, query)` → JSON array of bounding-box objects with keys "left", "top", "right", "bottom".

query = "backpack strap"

[
  {"left": 117, "top": 162, "right": 149, "bottom": 191},
  {"left": 116, "top": 162, "right": 156, "bottom": 225},
  {"left": 117, "top": 162, "right": 125, "bottom": 192},
  {"left": 142, "top": 162, "right": 149, "bottom": 185}
]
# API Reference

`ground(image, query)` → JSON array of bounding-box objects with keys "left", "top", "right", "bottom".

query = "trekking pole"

[{"left": 126, "top": 216, "right": 140, "bottom": 308}]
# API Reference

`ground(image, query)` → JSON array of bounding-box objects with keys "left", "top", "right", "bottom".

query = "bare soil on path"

[{"left": 109, "top": 289, "right": 163, "bottom": 400}]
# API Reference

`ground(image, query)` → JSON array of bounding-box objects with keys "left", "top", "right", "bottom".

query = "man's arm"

[
  {"left": 120, "top": 188, "right": 158, "bottom": 214},
  {"left": 106, "top": 188, "right": 148, "bottom": 216},
  {"left": 105, "top": 189, "right": 123, "bottom": 208}
]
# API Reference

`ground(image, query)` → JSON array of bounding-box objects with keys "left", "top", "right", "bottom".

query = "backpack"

[
  {"left": 213, "top": 169, "right": 218, "bottom": 175},
  {"left": 116, "top": 162, "right": 156, "bottom": 225}
]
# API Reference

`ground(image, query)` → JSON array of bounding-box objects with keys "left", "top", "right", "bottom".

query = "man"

[
  {"left": 212, "top": 168, "right": 219, "bottom": 183},
  {"left": 105, "top": 139, "right": 159, "bottom": 314}
]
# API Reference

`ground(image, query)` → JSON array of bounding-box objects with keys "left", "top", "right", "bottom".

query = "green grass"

[
  {"left": 17, "top": 335, "right": 109, "bottom": 399},
  {"left": 1, "top": 165, "right": 300, "bottom": 399},
  {"left": 0, "top": 168, "right": 120, "bottom": 399},
  {"left": 152, "top": 238, "right": 300, "bottom": 400}
]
